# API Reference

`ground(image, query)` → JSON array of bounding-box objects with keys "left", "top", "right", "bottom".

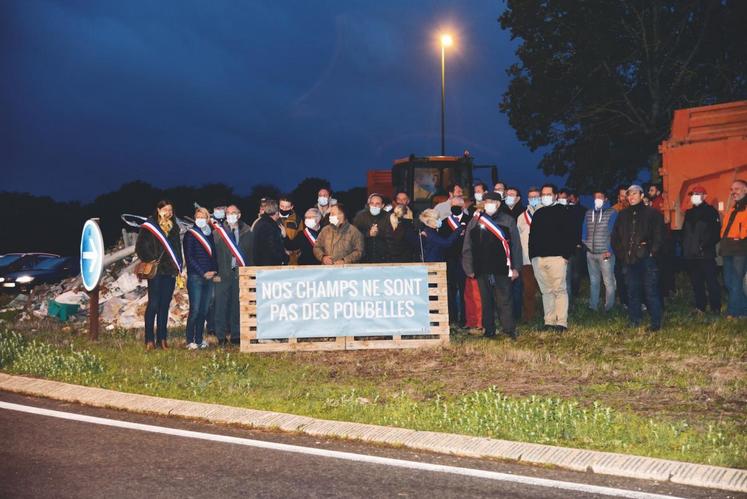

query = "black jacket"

[
  {"left": 285, "top": 227, "right": 320, "bottom": 265},
  {"left": 462, "top": 212, "right": 522, "bottom": 276},
  {"left": 135, "top": 217, "right": 183, "bottom": 276},
  {"left": 505, "top": 202, "right": 526, "bottom": 220},
  {"left": 438, "top": 211, "right": 472, "bottom": 262},
  {"left": 215, "top": 220, "right": 254, "bottom": 276},
  {"left": 528, "top": 204, "right": 576, "bottom": 259},
  {"left": 252, "top": 215, "right": 289, "bottom": 266},
  {"left": 352, "top": 209, "right": 390, "bottom": 263},
  {"left": 383, "top": 218, "right": 419, "bottom": 263},
  {"left": 611, "top": 203, "right": 665, "bottom": 265},
  {"left": 682, "top": 203, "right": 721, "bottom": 259}
]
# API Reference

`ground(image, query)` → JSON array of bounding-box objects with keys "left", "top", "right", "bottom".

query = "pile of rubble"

[{"left": 1, "top": 253, "right": 190, "bottom": 331}]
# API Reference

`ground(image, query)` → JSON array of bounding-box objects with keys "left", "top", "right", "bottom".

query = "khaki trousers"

[{"left": 531, "top": 256, "right": 568, "bottom": 327}]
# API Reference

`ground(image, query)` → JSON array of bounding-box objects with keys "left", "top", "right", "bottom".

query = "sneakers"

[
  {"left": 186, "top": 342, "right": 199, "bottom": 350},
  {"left": 200, "top": 340, "right": 209, "bottom": 349}
]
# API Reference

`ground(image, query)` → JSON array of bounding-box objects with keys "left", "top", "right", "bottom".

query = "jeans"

[
  {"left": 686, "top": 259, "right": 721, "bottom": 313},
  {"left": 723, "top": 255, "right": 747, "bottom": 317},
  {"left": 205, "top": 287, "right": 216, "bottom": 333},
  {"left": 446, "top": 259, "right": 466, "bottom": 325},
  {"left": 144, "top": 274, "right": 176, "bottom": 343},
  {"left": 587, "top": 253, "right": 616, "bottom": 311},
  {"left": 614, "top": 257, "right": 627, "bottom": 306},
  {"left": 186, "top": 274, "right": 214, "bottom": 344},
  {"left": 476, "top": 273, "right": 515, "bottom": 336},
  {"left": 215, "top": 269, "right": 240, "bottom": 341},
  {"left": 532, "top": 256, "right": 569, "bottom": 327},
  {"left": 623, "top": 257, "right": 663, "bottom": 328}
]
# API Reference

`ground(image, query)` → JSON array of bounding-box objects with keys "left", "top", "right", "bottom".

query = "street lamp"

[{"left": 440, "top": 34, "right": 453, "bottom": 156}]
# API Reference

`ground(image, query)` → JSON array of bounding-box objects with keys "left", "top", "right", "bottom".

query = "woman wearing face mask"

[
  {"left": 136, "top": 200, "right": 184, "bottom": 350},
  {"left": 285, "top": 208, "right": 323, "bottom": 265},
  {"left": 183, "top": 207, "right": 218, "bottom": 349},
  {"left": 418, "top": 209, "right": 462, "bottom": 262},
  {"left": 384, "top": 204, "right": 419, "bottom": 262}
]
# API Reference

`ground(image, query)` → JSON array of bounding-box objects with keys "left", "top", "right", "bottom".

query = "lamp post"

[{"left": 440, "top": 34, "right": 453, "bottom": 156}]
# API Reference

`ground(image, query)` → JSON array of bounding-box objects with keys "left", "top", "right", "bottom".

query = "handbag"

[{"left": 134, "top": 257, "right": 160, "bottom": 280}]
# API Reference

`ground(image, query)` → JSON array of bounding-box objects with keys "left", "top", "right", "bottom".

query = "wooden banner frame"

[{"left": 239, "top": 262, "right": 449, "bottom": 352}]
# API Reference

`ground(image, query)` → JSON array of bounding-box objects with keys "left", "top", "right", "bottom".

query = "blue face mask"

[{"left": 528, "top": 198, "right": 540, "bottom": 208}]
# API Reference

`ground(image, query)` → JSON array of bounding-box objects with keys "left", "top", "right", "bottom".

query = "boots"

[
  {"left": 145, "top": 341, "right": 155, "bottom": 351},
  {"left": 159, "top": 339, "right": 169, "bottom": 350}
]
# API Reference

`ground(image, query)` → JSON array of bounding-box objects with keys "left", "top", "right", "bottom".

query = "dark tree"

[
  {"left": 499, "top": 0, "right": 747, "bottom": 191},
  {"left": 289, "top": 177, "right": 331, "bottom": 214}
]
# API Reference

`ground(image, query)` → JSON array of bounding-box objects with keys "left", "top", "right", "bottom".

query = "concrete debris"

[{"left": 0, "top": 245, "right": 191, "bottom": 331}]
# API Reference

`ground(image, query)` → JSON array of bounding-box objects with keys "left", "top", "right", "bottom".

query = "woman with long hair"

[{"left": 135, "top": 200, "right": 183, "bottom": 350}]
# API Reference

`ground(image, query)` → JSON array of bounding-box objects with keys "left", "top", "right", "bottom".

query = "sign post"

[{"left": 80, "top": 219, "right": 104, "bottom": 341}]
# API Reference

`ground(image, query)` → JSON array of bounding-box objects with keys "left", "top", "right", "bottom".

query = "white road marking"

[{"left": 0, "top": 401, "right": 682, "bottom": 499}]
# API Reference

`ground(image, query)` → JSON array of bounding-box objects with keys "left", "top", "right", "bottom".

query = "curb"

[{"left": 1, "top": 372, "right": 745, "bottom": 493}]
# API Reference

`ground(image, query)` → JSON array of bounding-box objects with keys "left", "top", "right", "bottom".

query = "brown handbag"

[{"left": 134, "top": 259, "right": 159, "bottom": 280}]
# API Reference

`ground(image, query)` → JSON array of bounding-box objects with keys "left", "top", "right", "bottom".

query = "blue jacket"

[
  {"left": 184, "top": 227, "right": 218, "bottom": 276},
  {"left": 420, "top": 226, "right": 461, "bottom": 262}
]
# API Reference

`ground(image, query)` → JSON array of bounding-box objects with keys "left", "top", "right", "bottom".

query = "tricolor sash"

[
  {"left": 302, "top": 228, "right": 318, "bottom": 246},
  {"left": 477, "top": 215, "right": 512, "bottom": 276},
  {"left": 141, "top": 222, "right": 183, "bottom": 273},
  {"left": 523, "top": 209, "right": 533, "bottom": 226},
  {"left": 211, "top": 222, "right": 247, "bottom": 267},
  {"left": 446, "top": 214, "right": 462, "bottom": 231},
  {"left": 187, "top": 228, "right": 213, "bottom": 257}
]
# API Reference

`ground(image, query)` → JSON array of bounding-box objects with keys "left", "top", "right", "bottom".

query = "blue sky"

[{"left": 2, "top": 0, "right": 547, "bottom": 201}]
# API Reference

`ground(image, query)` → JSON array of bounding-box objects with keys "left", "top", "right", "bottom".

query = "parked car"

[
  {"left": 0, "top": 253, "right": 60, "bottom": 286},
  {"left": 2, "top": 256, "right": 79, "bottom": 293}
]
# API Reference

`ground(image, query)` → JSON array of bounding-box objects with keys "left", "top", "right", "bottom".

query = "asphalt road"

[{"left": 0, "top": 392, "right": 738, "bottom": 499}]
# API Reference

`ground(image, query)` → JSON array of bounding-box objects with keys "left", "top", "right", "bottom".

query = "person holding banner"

[
  {"left": 462, "top": 192, "right": 522, "bottom": 339},
  {"left": 214, "top": 204, "right": 253, "bottom": 346},
  {"left": 285, "top": 208, "right": 322, "bottom": 265},
  {"left": 314, "top": 203, "right": 364, "bottom": 264},
  {"left": 184, "top": 207, "right": 217, "bottom": 350},
  {"left": 136, "top": 200, "right": 184, "bottom": 350}
]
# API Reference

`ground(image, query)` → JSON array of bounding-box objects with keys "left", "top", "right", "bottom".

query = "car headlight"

[
  {"left": 0, "top": 277, "right": 4, "bottom": 282},
  {"left": 15, "top": 275, "right": 35, "bottom": 284}
]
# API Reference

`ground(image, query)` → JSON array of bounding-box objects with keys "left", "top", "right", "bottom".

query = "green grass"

[{"left": 0, "top": 277, "right": 745, "bottom": 468}]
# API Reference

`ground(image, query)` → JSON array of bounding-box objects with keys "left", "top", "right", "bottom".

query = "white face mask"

[
  {"left": 504, "top": 196, "right": 516, "bottom": 207},
  {"left": 594, "top": 198, "right": 604, "bottom": 210},
  {"left": 494, "top": 190, "right": 504, "bottom": 199},
  {"left": 474, "top": 192, "right": 484, "bottom": 202},
  {"left": 226, "top": 214, "right": 239, "bottom": 225},
  {"left": 557, "top": 198, "right": 568, "bottom": 206},
  {"left": 369, "top": 206, "right": 381, "bottom": 216},
  {"left": 484, "top": 203, "right": 498, "bottom": 216},
  {"left": 304, "top": 218, "right": 318, "bottom": 229},
  {"left": 328, "top": 215, "right": 339, "bottom": 226},
  {"left": 318, "top": 196, "right": 329, "bottom": 206},
  {"left": 213, "top": 209, "right": 225, "bottom": 219},
  {"left": 691, "top": 194, "right": 703, "bottom": 206},
  {"left": 541, "top": 195, "right": 554, "bottom": 207},
  {"left": 195, "top": 218, "right": 208, "bottom": 228},
  {"left": 383, "top": 205, "right": 392, "bottom": 212}
]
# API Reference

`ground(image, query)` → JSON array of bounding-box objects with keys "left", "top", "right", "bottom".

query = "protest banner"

[{"left": 239, "top": 263, "right": 449, "bottom": 352}]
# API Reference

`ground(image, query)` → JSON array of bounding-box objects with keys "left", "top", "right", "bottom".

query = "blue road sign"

[{"left": 80, "top": 219, "right": 104, "bottom": 292}]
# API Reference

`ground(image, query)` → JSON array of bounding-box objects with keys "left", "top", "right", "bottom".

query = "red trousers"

[{"left": 464, "top": 277, "right": 483, "bottom": 328}]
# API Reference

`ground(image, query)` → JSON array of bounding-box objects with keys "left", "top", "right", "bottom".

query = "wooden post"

[{"left": 88, "top": 286, "right": 99, "bottom": 341}]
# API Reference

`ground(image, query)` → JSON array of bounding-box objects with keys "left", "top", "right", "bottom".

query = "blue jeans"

[
  {"left": 623, "top": 257, "right": 663, "bottom": 328},
  {"left": 144, "top": 274, "right": 176, "bottom": 343},
  {"left": 186, "top": 274, "right": 214, "bottom": 344},
  {"left": 587, "top": 253, "right": 616, "bottom": 311},
  {"left": 723, "top": 255, "right": 747, "bottom": 317}
]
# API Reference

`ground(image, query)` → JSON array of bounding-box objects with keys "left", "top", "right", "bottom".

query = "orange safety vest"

[{"left": 721, "top": 204, "right": 747, "bottom": 240}]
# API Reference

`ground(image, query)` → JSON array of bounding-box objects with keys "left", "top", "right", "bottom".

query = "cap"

[
  {"left": 483, "top": 192, "right": 502, "bottom": 201},
  {"left": 627, "top": 184, "right": 643, "bottom": 194},
  {"left": 690, "top": 185, "right": 707, "bottom": 195}
]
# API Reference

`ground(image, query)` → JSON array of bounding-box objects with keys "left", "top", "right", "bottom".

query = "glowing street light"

[{"left": 440, "top": 33, "right": 453, "bottom": 156}]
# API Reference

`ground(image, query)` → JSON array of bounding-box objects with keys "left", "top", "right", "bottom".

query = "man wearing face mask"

[
  {"left": 285, "top": 208, "right": 322, "bottom": 265},
  {"left": 314, "top": 204, "right": 364, "bottom": 264},
  {"left": 503, "top": 187, "right": 525, "bottom": 219},
  {"left": 353, "top": 193, "right": 390, "bottom": 263},
  {"left": 611, "top": 185, "right": 666, "bottom": 331},
  {"left": 278, "top": 196, "right": 301, "bottom": 265},
  {"left": 582, "top": 190, "right": 618, "bottom": 312},
  {"left": 214, "top": 204, "right": 253, "bottom": 346},
  {"left": 439, "top": 198, "right": 472, "bottom": 326},
  {"left": 462, "top": 192, "right": 522, "bottom": 339},
  {"left": 434, "top": 183, "right": 464, "bottom": 219},
  {"left": 517, "top": 187, "right": 542, "bottom": 323},
  {"left": 205, "top": 202, "right": 227, "bottom": 337},
  {"left": 529, "top": 184, "right": 576, "bottom": 332},
  {"left": 316, "top": 188, "right": 337, "bottom": 227},
  {"left": 493, "top": 181, "right": 507, "bottom": 200},
  {"left": 681, "top": 186, "right": 721, "bottom": 314}
]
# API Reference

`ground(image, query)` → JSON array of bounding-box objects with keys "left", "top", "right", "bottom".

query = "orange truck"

[{"left": 658, "top": 100, "right": 747, "bottom": 229}]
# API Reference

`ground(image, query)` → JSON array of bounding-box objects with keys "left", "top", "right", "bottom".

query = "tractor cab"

[{"left": 367, "top": 154, "right": 498, "bottom": 213}]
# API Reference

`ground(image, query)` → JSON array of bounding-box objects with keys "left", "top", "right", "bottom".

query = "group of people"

[{"left": 135, "top": 179, "right": 747, "bottom": 349}]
